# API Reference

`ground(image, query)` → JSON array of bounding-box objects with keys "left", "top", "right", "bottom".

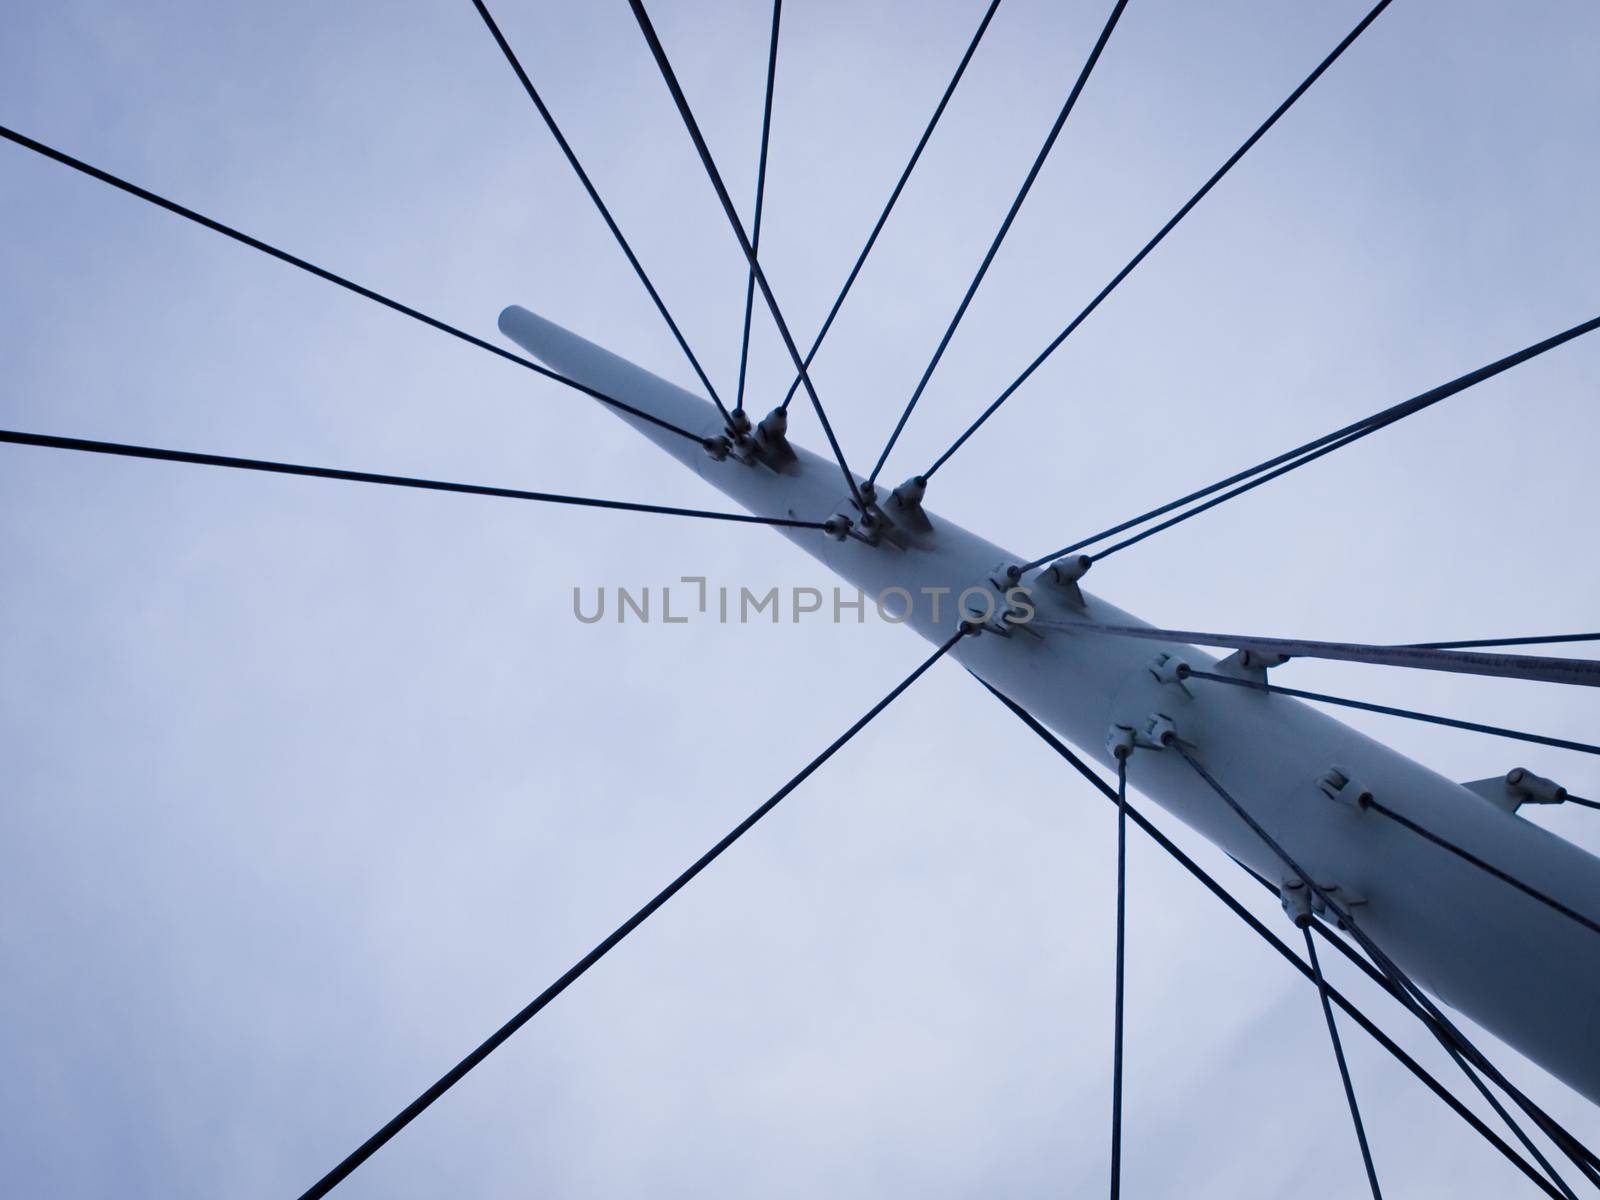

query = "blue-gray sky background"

[{"left": 3, "top": 0, "right": 1598, "bottom": 1195}]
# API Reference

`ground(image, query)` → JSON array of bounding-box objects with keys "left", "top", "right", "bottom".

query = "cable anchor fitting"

[
  {"left": 1149, "top": 651, "right": 1193, "bottom": 696},
  {"left": 1214, "top": 646, "right": 1289, "bottom": 684},
  {"left": 1141, "top": 711, "right": 1180, "bottom": 749},
  {"left": 753, "top": 406, "right": 797, "bottom": 466},
  {"left": 1317, "top": 766, "right": 1374, "bottom": 809},
  {"left": 1281, "top": 877, "right": 1366, "bottom": 929},
  {"left": 1461, "top": 767, "right": 1569, "bottom": 813},
  {"left": 1037, "top": 554, "right": 1092, "bottom": 607},
  {"left": 1106, "top": 723, "right": 1138, "bottom": 762}
]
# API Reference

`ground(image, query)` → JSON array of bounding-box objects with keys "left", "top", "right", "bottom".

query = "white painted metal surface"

[{"left": 500, "top": 304, "right": 1600, "bottom": 1105}]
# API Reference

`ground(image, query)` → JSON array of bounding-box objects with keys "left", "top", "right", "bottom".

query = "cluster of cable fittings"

[
  {"left": 996, "top": 554, "right": 1092, "bottom": 610},
  {"left": 703, "top": 406, "right": 796, "bottom": 467},
  {"left": 1105, "top": 713, "right": 1181, "bottom": 760},
  {"left": 1278, "top": 877, "right": 1365, "bottom": 929},
  {"left": 823, "top": 476, "right": 934, "bottom": 548}
]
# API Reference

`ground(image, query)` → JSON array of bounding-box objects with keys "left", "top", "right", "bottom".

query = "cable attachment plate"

[
  {"left": 1214, "top": 646, "right": 1289, "bottom": 684},
  {"left": 753, "top": 406, "right": 797, "bottom": 468},
  {"left": 886, "top": 474, "right": 933, "bottom": 533},
  {"left": 1461, "top": 767, "right": 1569, "bottom": 813},
  {"left": 1038, "top": 554, "right": 1092, "bottom": 608}
]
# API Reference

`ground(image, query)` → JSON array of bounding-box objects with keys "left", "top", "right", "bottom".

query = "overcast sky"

[{"left": 3, "top": 1, "right": 1598, "bottom": 1196}]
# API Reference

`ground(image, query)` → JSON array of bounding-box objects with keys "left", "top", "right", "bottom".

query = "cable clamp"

[
  {"left": 1280, "top": 878, "right": 1313, "bottom": 927},
  {"left": 1141, "top": 711, "right": 1180, "bottom": 749},
  {"left": 1317, "top": 766, "right": 1373, "bottom": 809},
  {"left": 1106, "top": 723, "right": 1138, "bottom": 761},
  {"left": 1148, "top": 651, "right": 1193, "bottom": 696}
]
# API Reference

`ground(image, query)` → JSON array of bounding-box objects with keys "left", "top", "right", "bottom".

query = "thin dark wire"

[
  {"left": 1187, "top": 669, "right": 1600, "bottom": 758},
  {"left": 924, "top": 0, "right": 1395, "bottom": 480},
  {"left": 0, "top": 125, "right": 709, "bottom": 448},
  {"left": 1304, "top": 927, "right": 1383, "bottom": 1200},
  {"left": 1020, "top": 311, "right": 1600, "bottom": 570},
  {"left": 295, "top": 628, "right": 969, "bottom": 1200},
  {"left": 1362, "top": 798, "right": 1600, "bottom": 938},
  {"left": 1110, "top": 752, "right": 1127, "bottom": 1200},
  {"left": 1089, "top": 427, "right": 1372, "bottom": 561},
  {"left": 0, "top": 430, "right": 828, "bottom": 529},
  {"left": 1401, "top": 633, "right": 1600, "bottom": 651},
  {"left": 978, "top": 680, "right": 1565, "bottom": 1199},
  {"left": 471, "top": 0, "right": 731, "bottom": 423},
  {"left": 1567, "top": 795, "right": 1600, "bottom": 811},
  {"left": 1240, "top": 860, "right": 1600, "bottom": 1185},
  {"left": 627, "top": 0, "right": 867, "bottom": 512},
  {"left": 1172, "top": 742, "right": 1584, "bottom": 1197},
  {"left": 779, "top": 0, "right": 1003, "bottom": 413},
  {"left": 1369, "top": 947, "right": 1593, "bottom": 1197},
  {"left": 869, "top": 0, "right": 1130, "bottom": 487},
  {"left": 735, "top": 0, "right": 782, "bottom": 418},
  {"left": 1235, "top": 854, "right": 1600, "bottom": 1186},
  {"left": 1030, "top": 618, "right": 1600, "bottom": 689}
]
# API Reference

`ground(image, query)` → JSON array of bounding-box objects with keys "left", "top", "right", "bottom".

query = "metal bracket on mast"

[
  {"left": 1214, "top": 646, "right": 1290, "bottom": 684},
  {"left": 1035, "top": 554, "right": 1092, "bottom": 608},
  {"left": 1462, "top": 767, "right": 1570, "bottom": 814},
  {"left": 886, "top": 474, "right": 933, "bottom": 533},
  {"left": 752, "top": 406, "right": 797, "bottom": 466}
]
